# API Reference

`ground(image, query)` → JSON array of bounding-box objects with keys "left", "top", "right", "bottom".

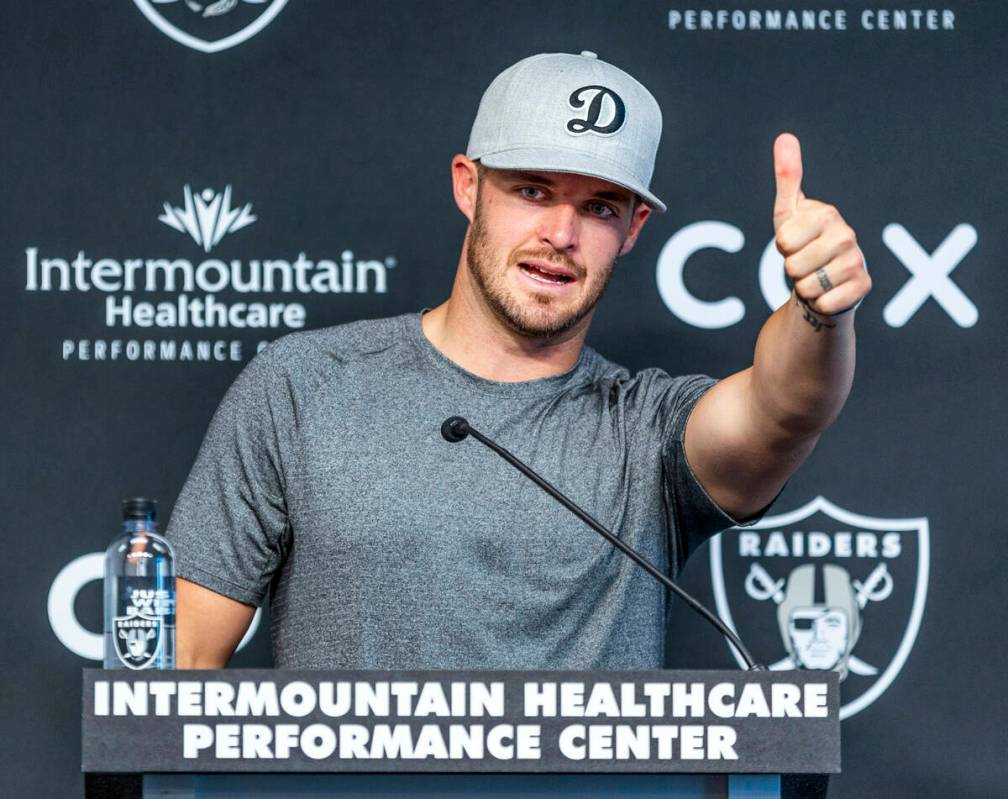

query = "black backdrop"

[{"left": 1, "top": 2, "right": 1004, "bottom": 796}]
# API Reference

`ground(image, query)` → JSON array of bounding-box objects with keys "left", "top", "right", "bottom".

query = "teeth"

[{"left": 520, "top": 264, "right": 567, "bottom": 285}]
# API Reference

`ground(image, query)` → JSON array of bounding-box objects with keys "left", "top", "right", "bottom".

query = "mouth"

[{"left": 515, "top": 260, "right": 577, "bottom": 288}]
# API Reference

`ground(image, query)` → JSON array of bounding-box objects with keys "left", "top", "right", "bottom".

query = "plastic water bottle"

[{"left": 103, "top": 498, "right": 176, "bottom": 669}]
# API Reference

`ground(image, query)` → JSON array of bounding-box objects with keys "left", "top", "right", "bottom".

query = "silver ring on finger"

[{"left": 815, "top": 266, "right": 834, "bottom": 293}]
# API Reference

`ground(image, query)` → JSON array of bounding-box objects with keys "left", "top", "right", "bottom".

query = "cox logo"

[
  {"left": 47, "top": 553, "right": 261, "bottom": 660},
  {"left": 656, "top": 221, "right": 978, "bottom": 329}
]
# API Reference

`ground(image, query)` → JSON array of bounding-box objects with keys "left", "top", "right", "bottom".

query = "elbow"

[{"left": 176, "top": 645, "right": 230, "bottom": 670}]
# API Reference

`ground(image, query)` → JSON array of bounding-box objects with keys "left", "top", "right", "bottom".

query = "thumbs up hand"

[{"left": 773, "top": 133, "right": 870, "bottom": 317}]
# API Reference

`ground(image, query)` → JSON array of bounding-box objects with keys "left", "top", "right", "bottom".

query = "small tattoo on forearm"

[{"left": 795, "top": 295, "right": 836, "bottom": 332}]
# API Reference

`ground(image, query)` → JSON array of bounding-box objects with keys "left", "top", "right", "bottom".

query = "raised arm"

[
  {"left": 683, "top": 133, "right": 872, "bottom": 521},
  {"left": 176, "top": 577, "right": 257, "bottom": 668}
]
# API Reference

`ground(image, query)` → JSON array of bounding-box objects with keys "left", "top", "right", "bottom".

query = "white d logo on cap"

[{"left": 566, "top": 86, "right": 626, "bottom": 136}]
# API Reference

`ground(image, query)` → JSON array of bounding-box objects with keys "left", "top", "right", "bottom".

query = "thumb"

[{"left": 773, "top": 132, "right": 804, "bottom": 231}]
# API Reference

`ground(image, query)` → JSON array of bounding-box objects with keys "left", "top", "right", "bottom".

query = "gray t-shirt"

[{"left": 166, "top": 311, "right": 765, "bottom": 670}]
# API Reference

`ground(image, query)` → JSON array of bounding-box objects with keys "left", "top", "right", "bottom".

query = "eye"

[
  {"left": 587, "top": 201, "right": 618, "bottom": 219},
  {"left": 517, "top": 186, "right": 546, "bottom": 200}
]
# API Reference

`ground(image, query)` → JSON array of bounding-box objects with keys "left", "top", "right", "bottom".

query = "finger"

[
  {"left": 795, "top": 254, "right": 868, "bottom": 312},
  {"left": 783, "top": 227, "right": 857, "bottom": 282},
  {"left": 801, "top": 280, "right": 864, "bottom": 316},
  {"left": 775, "top": 200, "right": 838, "bottom": 256},
  {"left": 773, "top": 132, "right": 804, "bottom": 231}
]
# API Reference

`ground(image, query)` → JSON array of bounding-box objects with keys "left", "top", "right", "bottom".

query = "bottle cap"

[{"left": 121, "top": 497, "right": 158, "bottom": 522}]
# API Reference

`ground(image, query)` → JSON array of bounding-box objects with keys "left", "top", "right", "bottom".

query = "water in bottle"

[{"left": 103, "top": 498, "right": 176, "bottom": 669}]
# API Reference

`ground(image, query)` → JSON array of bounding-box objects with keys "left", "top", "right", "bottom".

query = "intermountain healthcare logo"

[
  {"left": 134, "top": 0, "right": 287, "bottom": 53},
  {"left": 709, "top": 497, "right": 929, "bottom": 719},
  {"left": 160, "top": 185, "right": 256, "bottom": 252},
  {"left": 22, "top": 184, "right": 397, "bottom": 364}
]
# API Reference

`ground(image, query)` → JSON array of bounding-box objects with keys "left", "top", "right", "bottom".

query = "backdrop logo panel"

[
  {"left": 21, "top": 184, "right": 398, "bottom": 365},
  {"left": 134, "top": 0, "right": 288, "bottom": 53},
  {"left": 709, "top": 497, "right": 929, "bottom": 720},
  {"left": 654, "top": 221, "right": 978, "bottom": 329}
]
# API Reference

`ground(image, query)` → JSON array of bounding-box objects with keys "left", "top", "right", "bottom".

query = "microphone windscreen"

[{"left": 440, "top": 416, "right": 470, "bottom": 443}]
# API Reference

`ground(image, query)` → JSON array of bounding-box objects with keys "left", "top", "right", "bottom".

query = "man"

[{"left": 167, "top": 51, "right": 870, "bottom": 670}]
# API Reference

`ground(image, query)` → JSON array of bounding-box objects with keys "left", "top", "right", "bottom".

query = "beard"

[{"left": 465, "top": 195, "right": 619, "bottom": 339}]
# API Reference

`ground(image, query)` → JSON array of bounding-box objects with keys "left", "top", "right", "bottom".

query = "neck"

[{"left": 421, "top": 250, "right": 591, "bottom": 383}]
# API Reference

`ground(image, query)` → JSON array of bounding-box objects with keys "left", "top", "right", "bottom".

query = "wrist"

[{"left": 795, "top": 291, "right": 860, "bottom": 318}]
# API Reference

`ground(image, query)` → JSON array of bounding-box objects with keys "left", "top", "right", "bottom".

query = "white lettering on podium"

[
  {"left": 112, "top": 681, "right": 147, "bottom": 716},
  {"left": 556, "top": 724, "right": 737, "bottom": 760},
  {"left": 279, "top": 682, "right": 315, "bottom": 717},
  {"left": 235, "top": 681, "right": 279, "bottom": 716},
  {"left": 804, "top": 683, "right": 829, "bottom": 717},
  {"left": 183, "top": 724, "right": 213, "bottom": 758},
  {"left": 93, "top": 681, "right": 109, "bottom": 716},
  {"left": 301, "top": 724, "right": 337, "bottom": 759},
  {"left": 149, "top": 682, "right": 177, "bottom": 715}
]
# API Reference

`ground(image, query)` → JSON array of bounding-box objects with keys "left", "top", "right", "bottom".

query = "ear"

[
  {"left": 451, "top": 155, "right": 480, "bottom": 223},
  {"left": 617, "top": 201, "right": 653, "bottom": 257}
]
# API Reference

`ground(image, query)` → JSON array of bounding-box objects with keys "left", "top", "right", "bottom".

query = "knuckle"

[
  {"left": 783, "top": 256, "right": 800, "bottom": 278},
  {"left": 776, "top": 232, "right": 792, "bottom": 254}
]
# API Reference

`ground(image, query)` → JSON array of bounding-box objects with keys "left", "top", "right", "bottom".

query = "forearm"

[
  {"left": 682, "top": 134, "right": 868, "bottom": 519},
  {"left": 749, "top": 291, "right": 856, "bottom": 441}
]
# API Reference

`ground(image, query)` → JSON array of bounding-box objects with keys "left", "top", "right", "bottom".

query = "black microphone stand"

[{"left": 441, "top": 415, "right": 763, "bottom": 671}]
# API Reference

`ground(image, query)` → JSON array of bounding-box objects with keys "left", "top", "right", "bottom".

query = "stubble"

[{"left": 465, "top": 193, "right": 619, "bottom": 339}]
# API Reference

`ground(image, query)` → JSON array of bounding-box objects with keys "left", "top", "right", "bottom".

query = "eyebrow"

[{"left": 507, "top": 171, "right": 633, "bottom": 206}]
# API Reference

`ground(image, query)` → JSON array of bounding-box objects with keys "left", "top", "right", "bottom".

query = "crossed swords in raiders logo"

[{"left": 744, "top": 561, "right": 893, "bottom": 680}]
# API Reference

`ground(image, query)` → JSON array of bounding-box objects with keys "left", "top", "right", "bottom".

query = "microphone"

[{"left": 440, "top": 415, "right": 763, "bottom": 671}]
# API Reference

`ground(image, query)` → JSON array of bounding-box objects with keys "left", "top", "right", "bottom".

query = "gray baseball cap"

[{"left": 466, "top": 51, "right": 666, "bottom": 213}]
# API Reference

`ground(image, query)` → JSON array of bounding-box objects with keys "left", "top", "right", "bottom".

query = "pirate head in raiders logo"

[{"left": 745, "top": 561, "right": 893, "bottom": 680}]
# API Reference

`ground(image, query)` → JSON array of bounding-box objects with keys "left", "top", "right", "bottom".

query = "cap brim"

[{"left": 479, "top": 147, "right": 666, "bottom": 213}]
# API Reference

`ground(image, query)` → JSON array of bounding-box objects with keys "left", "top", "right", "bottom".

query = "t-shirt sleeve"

[
  {"left": 165, "top": 344, "right": 295, "bottom": 607},
  {"left": 639, "top": 371, "right": 780, "bottom": 571}
]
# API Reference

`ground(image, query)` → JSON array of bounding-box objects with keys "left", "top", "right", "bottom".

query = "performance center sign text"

[{"left": 82, "top": 670, "right": 840, "bottom": 773}]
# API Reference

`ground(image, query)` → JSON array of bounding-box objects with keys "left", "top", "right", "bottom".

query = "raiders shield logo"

[
  {"left": 709, "top": 496, "right": 929, "bottom": 719},
  {"left": 113, "top": 611, "right": 164, "bottom": 670},
  {"left": 133, "top": 0, "right": 288, "bottom": 54}
]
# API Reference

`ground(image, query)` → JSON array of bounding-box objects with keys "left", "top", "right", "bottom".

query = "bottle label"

[{"left": 112, "top": 585, "right": 174, "bottom": 670}]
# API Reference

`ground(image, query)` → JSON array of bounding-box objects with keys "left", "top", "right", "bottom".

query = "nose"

[{"left": 538, "top": 202, "right": 579, "bottom": 253}]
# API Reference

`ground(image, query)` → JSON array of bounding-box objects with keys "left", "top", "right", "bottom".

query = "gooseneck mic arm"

[{"left": 440, "top": 415, "right": 763, "bottom": 671}]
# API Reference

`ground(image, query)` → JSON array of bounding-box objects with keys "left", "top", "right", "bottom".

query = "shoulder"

[
  {"left": 227, "top": 313, "right": 413, "bottom": 408},
  {"left": 580, "top": 348, "right": 716, "bottom": 438},
  {"left": 581, "top": 346, "right": 714, "bottom": 406},
  {"left": 265, "top": 314, "right": 407, "bottom": 364}
]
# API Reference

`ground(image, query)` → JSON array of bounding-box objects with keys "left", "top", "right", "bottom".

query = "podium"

[{"left": 82, "top": 669, "right": 840, "bottom": 798}]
